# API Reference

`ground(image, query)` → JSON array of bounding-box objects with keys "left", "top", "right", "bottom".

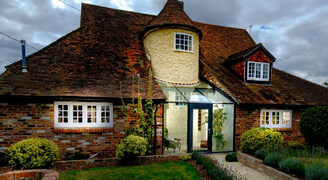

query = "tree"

[{"left": 323, "top": 81, "right": 328, "bottom": 87}]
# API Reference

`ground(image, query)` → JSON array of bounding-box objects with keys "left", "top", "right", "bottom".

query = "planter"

[
  {"left": 237, "top": 151, "right": 298, "bottom": 180},
  {"left": 0, "top": 169, "right": 58, "bottom": 180}
]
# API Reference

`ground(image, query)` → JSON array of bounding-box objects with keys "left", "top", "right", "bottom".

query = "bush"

[
  {"left": 264, "top": 152, "right": 284, "bottom": 168},
  {"left": 225, "top": 152, "right": 238, "bottom": 162},
  {"left": 279, "top": 159, "right": 305, "bottom": 178},
  {"left": 240, "top": 127, "right": 283, "bottom": 154},
  {"left": 0, "top": 152, "right": 9, "bottom": 167},
  {"left": 255, "top": 148, "right": 269, "bottom": 160},
  {"left": 300, "top": 106, "right": 328, "bottom": 149},
  {"left": 178, "top": 153, "right": 192, "bottom": 161},
  {"left": 7, "top": 138, "right": 59, "bottom": 169},
  {"left": 116, "top": 135, "right": 147, "bottom": 163},
  {"left": 305, "top": 164, "right": 328, "bottom": 180},
  {"left": 286, "top": 141, "right": 306, "bottom": 150},
  {"left": 191, "top": 152, "right": 232, "bottom": 180}
]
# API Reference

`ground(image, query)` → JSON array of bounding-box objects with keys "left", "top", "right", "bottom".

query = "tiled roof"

[
  {"left": 140, "top": 0, "right": 202, "bottom": 39},
  {"left": 0, "top": 4, "right": 165, "bottom": 100},
  {"left": 1, "top": 3, "right": 328, "bottom": 105}
]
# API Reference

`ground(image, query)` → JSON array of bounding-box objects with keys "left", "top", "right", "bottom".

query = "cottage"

[{"left": 1, "top": 0, "right": 328, "bottom": 157}]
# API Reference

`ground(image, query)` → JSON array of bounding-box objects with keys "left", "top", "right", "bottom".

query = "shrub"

[
  {"left": 240, "top": 127, "right": 283, "bottom": 154},
  {"left": 178, "top": 153, "right": 192, "bottom": 161},
  {"left": 286, "top": 141, "right": 306, "bottom": 150},
  {"left": 116, "top": 135, "right": 147, "bottom": 163},
  {"left": 225, "top": 152, "right": 238, "bottom": 162},
  {"left": 0, "top": 152, "right": 9, "bottom": 167},
  {"left": 255, "top": 148, "right": 269, "bottom": 160},
  {"left": 191, "top": 153, "right": 232, "bottom": 180},
  {"left": 279, "top": 159, "right": 305, "bottom": 178},
  {"left": 300, "top": 106, "right": 328, "bottom": 149},
  {"left": 264, "top": 152, "right": 284, "bottom": 168},
  {"left": 305, "top": 164, "right": 328, "bottom": 180},
  {"left": 7, "top": 138, "right": 59, "bottom": 169}
]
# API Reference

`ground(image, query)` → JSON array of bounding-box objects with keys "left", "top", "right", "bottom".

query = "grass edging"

[{"left": 237, "top": 151, "right": 297, "bottom": 180}]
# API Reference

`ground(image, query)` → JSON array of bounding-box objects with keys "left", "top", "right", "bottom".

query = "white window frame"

[
  {"left": 54, "top": 102, "right": 113, "bottom": 128},
  {"left": 247, "top": 61, "right": 270, "bottom": 81},
  {"left": 174, "top": 32, "right": 193, "bottom": 53},
  {"left": 260, "top": 109, "right": 292, "bottom": 128}
]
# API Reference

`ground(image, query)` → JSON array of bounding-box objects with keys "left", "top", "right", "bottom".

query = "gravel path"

[{"left": 208, "top": 154, "right": 274, "bottom": 180}]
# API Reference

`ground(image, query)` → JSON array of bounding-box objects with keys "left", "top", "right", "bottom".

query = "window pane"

[
  {"left": 263, "top": 64, "right": 269, "bottom": 79},
  {"left": 248, "top": 63, "right": 255, "bottom": 78},
  {"left": 282, "top": 112, "right": 290, "bottom": 125},
  {"left": 256, "top": 64, "right": 261, "bottom": 78}
]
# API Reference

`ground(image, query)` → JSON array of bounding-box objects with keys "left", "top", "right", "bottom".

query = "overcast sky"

[{"left": 0, "top": 0, "right": 327, "bottom": 85}]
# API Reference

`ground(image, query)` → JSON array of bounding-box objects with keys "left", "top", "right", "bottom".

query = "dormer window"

[
  {"left": 175, "top": 32, "right": 193, "bottom": 52},
  {"left": 247, "top": 61, "right": 270, "bottom": 81}
]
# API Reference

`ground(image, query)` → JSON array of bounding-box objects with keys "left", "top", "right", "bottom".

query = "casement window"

[
  {"left": 247, "top": 61, "right": 270, "bottom": 81},
  {"left": 174, "top": 32, "right": 193, "bottom": 52},
  {"left": 260, "top": 110, "right": 292, "bottom": 128},
  {"left": 175, "top": 91, "right": 189, "bottom": 106},
  {"left": 54, "top": 102, "right": 113, "bottom": 128}
]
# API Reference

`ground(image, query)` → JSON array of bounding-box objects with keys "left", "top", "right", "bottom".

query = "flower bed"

[{"left": 237, "top": 151, "right": 297, "bottom": 180}]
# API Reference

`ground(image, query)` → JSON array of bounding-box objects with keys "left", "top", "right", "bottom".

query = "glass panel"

[
  {"left": 58, "top": 105, "right": 68, "bottom": 123},
  {"left": 73, "top": 105, "right": 83, "bottom": 123},
  {"left": 263, "top": 64, "right": 269, "bottom": 79},
  {"left": 193, "top": 109, "right": 208, "bottom": 151},
  {"left": 256, "top": 63, "right": 261, "bottom": 78},
  {"left": 87, "top": 106, "right": 96, "bottom": 123},
  {"left": 101, "top": 105, "right": 110, "bottom": 123},
  {"left": 212, "top": 104, "right": 234, "bottom": 152},
  {"left": 282, "top": 112, "right": 290, "bottom": 125},
  {"left": 176, "top": 87, "right": 211, "bottom": 103},
  {"left": 163, "top": 102, "right": 188, "bottom": 154},
  {"left": 248, "top": 62, "right": 255, "bottom": 78}
]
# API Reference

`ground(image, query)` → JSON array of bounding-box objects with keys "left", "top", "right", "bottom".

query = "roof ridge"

[
  {"left": 5, "top": 28, "right": 81, "bottom": 69},
  {"left": 273, "top": 67, "right": 328, "bottom": 90},
  {"left": 82, "top": 3, "right": 156, "bottom": 17},
  {"left": 193, "top": 20, "right": 247, "bottom": 31}
]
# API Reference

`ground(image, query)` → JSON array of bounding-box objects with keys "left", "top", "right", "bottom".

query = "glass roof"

[{"left": 175, "top": 87, "right": 211, "bottom": 104}]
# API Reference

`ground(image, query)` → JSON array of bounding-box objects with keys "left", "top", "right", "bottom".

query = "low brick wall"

[
  {"left": 0, "top": 169, "right": 58, "bottom": 180},
  {"left": 237, "top": 151, "right": 297, "bottom": 180},
  {"left": 53, "top": 154, "right": 179, "bottom": 172}
]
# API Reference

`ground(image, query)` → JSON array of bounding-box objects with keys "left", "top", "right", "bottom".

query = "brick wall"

[
  {"left": 246, "top": 50, "right": 272, "bottom": 63},
  {"left": 231, "top": 61, "right": 244, "bottom": 79},
  {"left": 234, "top": 105, "right": 305, "bottom": 150},
  {"left": 0, "top": 102, "right": 163, "bottom": 158}
]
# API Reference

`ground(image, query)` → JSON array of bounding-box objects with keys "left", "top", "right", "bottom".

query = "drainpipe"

[{"left": 21, "top": 40, "right": 27, "bottom": 73}]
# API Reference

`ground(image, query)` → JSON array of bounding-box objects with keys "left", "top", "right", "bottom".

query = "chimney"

[
  {"left": 20, "top": 40, "right": 27, "bottom": 73},
  {"left": 178, "top": 1, "right": 184, "bottom": 10}
]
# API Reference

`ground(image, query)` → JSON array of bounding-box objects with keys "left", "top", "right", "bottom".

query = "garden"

[{"left": 239, "top": 106, "right": 328, "bottom": 179}]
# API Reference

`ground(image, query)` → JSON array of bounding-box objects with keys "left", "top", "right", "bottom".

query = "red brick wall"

[
  {"left": 0, "top": 102, "right": 163, "bottom": 158},
  {"left": 234, "top": 105, "right": 305, "bottom": 151},
  {"left": 246, "top": 50, "right": 272, "bottom": 63},
  {"left": 231, "top": 61, "right": 244, "bottom": 79}
]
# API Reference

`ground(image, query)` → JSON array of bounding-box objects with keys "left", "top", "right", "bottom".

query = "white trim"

[
  {"left": 174, "top": 32, "right": 193, "bottom": 53},
  {"left": 54, "top": 102, "right": 113, "bottom": 128},
  {"left": 247, "top": 61, "right": 270, "bottom": 81},
  {"left": 260, "top": 109, "right": 292, "bottom": 128}
]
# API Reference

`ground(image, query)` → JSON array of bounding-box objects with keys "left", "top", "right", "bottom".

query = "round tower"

[{"left": 141, "top": 0, "right": 202, "bottom": 85}]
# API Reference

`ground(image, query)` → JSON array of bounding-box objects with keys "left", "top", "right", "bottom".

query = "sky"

[{"left": 0, "top": 0, "right": 327, "bottom": 85}]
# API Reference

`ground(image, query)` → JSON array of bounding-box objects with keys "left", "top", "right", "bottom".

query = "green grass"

[{"left": 60, "top": 161, "right": 201, "bottom": 180}]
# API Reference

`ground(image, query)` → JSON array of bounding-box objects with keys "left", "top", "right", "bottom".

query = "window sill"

[
  {"left": 54, "top": 127, "right": 113, "bottom": 133},
  {"left": 174, "top": 50, "right": 194, "bottom": 54}
]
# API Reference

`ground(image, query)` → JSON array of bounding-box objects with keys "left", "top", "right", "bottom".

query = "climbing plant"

[
  {"left": 122, "top": 69, "right": 156, "bottom": 154},
  {"left": 212, "top": 107, "right": 227, "bottom": 150}
]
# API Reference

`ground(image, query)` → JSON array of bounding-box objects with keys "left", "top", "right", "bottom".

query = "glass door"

[{"left": 188, "top": 104, "right": 213, "bottom": 153}]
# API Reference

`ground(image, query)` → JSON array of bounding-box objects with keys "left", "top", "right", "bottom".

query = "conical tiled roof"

[{"left": 140, "top": 0, "right": 202, "bottom": 39}]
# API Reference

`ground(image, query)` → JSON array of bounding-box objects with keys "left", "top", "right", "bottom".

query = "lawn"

[{"left": 60, "top": 161, "right": 201, "bottom": 180}]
